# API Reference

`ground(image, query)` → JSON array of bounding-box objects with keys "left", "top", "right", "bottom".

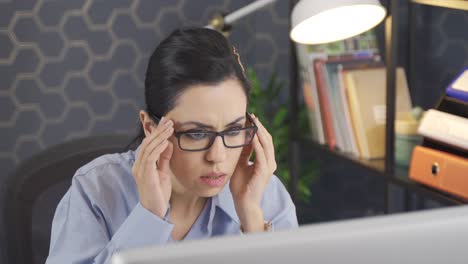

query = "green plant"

[{"left": 246, "top": 68, "right": 319, "bottom": 202}]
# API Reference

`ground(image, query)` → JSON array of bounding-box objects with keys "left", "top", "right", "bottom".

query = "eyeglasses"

[{"left": 147, "top": 111, "right": 258, "bottom": 152}]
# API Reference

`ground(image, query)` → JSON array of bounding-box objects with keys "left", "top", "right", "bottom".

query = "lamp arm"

[
  {"left": 225, "top": 0, "right": 277, "bottom": 24},
  {"left": 206, "top": 0, "right": 277, "bottom": 30}
]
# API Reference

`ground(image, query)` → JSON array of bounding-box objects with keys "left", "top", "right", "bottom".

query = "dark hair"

[{"left": 126, "top": 27, "right": 251, "bottom": 149}]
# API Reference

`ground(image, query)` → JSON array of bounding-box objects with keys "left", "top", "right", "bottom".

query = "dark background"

[{"left": 0, "top": 0, "right": 467, "bottom": 262}]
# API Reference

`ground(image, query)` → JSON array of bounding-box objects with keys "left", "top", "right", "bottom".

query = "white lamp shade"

[{"left": 290, "top": 0, "right": 386, "bottom": 44}]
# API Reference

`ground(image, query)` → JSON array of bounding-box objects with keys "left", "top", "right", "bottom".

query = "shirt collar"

[
  {"left": 130, "top": 144, "right": 140, "bottom": 165},
  {"left": 212, "top": 182, "right": 240, "bottom": 224}
]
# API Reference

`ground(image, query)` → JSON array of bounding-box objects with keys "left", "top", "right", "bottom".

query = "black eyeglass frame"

[{"left": 147, "top": 111, "right": 258, "bottom": 152}]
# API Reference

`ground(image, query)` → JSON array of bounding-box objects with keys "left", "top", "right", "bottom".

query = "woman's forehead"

[
  {"left": 170, "top": 111, "right": 247, "bottom": 130},
  {"left": 172, "top": 79, "right": 247, "bottom": 113},
  {"left": 167, "top": 83, "right": 247, "bottom": 128}
]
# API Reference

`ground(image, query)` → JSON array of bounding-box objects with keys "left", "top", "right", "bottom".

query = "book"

[
  {"left": 301, "top": 71, "right": 324, "bottom": 143},
  {"left": 313, "top": 55, "right": 382, "bottom": 155},
  {"left": 296, "top": 43, "right": 326, "bottom": 144},
  {"left": 446, "top": 68, "right": 468, "bottom": 102},
  {"left": 343, "top": 67, "right": 413, "bottom": 159},
  {"left": 313, "top": 59, "right": 337, "bottom": 149},
  {"left": 298, "top": 29, "right": 380, "bottom": 149},
  {"left": 339, "top": 60, "right": 384, "bottom": 157},
  {"left": 418, "top": 109, "right": 468, "bottom": 151},
  {"left": 324, "top": 56, "right": 382, "bottom": 155},
  {"left": 337, "top": 64, "right": 360, "bottom": 156}
]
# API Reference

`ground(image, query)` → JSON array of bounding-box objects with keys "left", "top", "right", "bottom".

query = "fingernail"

[{"left": 158, "top": 117, "right": 165, "bottom": 126}]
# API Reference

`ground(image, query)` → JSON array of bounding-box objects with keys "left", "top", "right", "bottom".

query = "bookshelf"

[
  {"left": 302, "top": 138, "right": 466, "bottom": 206},
  {"left": 289, "top": 0, "right": 468, "bottom": 213}
]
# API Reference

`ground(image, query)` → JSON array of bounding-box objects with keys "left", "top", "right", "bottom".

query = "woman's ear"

[{"left": 139, "top": 110, "right": 155, "bottom": 137}]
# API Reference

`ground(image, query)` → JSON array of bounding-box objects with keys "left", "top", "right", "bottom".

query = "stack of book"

[
  {"left": 409, "top": 68, "right": 468, "bottom": 200},
  {"left": 297, "top": 33, "right": 413, "bottom": 160}
]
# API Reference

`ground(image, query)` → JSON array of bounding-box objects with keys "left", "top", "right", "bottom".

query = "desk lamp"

[{"left": 206, "top": 0, "right": 387, "bottom": 200}]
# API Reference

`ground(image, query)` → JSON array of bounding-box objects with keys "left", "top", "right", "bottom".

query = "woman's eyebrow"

[
  {"left": 225, "top": 116, "right": 245, "bottom": 126},
  {"left": 178, "top": 116, "right": 245, "bottom": 129}
]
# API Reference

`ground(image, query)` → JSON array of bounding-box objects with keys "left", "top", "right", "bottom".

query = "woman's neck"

[{"left": 170, "top": 190, "right": 207, "bottom": 216}]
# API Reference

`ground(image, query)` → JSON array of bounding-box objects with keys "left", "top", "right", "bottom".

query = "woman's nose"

[{"left": 205, "top": 135, "right": 226, "bottom": 163}]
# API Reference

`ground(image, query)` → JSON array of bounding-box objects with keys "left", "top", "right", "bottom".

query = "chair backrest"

[{"left": 4, "top": 134, "right": 134, "bottom": 264}]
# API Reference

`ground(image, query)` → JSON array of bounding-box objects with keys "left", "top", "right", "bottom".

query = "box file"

[{"left": 409, "top": 146, "right": 468, "bottom": 200}]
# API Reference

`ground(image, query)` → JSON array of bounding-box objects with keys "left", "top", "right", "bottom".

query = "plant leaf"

[{"left": 273, "top": 107, "right": 288, "bottom": 127}]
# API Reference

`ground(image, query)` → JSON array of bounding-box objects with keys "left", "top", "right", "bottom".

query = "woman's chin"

[
  {"left": 199, "top": 186, "right": 225, "bottom": 197},
  {"left": 197, "top": 182, "right": 228, "bottom": 197}
]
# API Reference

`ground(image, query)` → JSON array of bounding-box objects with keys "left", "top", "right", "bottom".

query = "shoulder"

[
  {"left": 262, "top": 174, "right": 294, "bottom": 205},
  {"left": 74, "top": 149, "right": 135, "bottom": 177},
  {"left": 260, "top": 174, "right": 296, "bottom": 220},
  {"left": 70, "top": 149, "right": 137, "bottom": 202}
]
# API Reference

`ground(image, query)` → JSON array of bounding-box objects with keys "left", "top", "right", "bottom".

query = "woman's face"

[{"left": 164, "top": 78, "right": 248, "bottom": 198}]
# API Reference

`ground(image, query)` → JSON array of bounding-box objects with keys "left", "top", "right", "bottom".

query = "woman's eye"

[
  {"left": 225, "top": 128, "right": 242, "bottom": 136},
  {"left": 186, "top": 132, "right": 207, "bottom": 140}
]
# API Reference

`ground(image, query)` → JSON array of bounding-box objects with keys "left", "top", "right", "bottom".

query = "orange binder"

[{"left": 409, "top": 146, "right": 468, "bottom": 200}]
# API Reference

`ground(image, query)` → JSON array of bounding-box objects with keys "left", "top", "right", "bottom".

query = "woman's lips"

[
  {"left": 200, "top": 173, "right": 227, "bottom": 187},
  {"left": 201, "top": 172, "right": 226, "bottom": 178}
]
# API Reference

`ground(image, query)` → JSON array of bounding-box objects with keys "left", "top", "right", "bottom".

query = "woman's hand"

[
  {"left": 132, "top": 116, "right": 174, "bottom": 219},
  {"left": 230, "top": 113, "right": 277, "bottom": 232}
]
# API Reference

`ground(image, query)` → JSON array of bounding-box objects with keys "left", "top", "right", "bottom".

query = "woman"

[{"left": 46, "top": 27, "right": 298, "bottom": 264}]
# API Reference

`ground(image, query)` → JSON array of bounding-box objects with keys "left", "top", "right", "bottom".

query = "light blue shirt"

[{"left": 46, "top": 145, "right": 298, "bottom": 264}]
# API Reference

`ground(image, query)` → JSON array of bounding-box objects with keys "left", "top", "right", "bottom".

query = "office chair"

[{"left": 4, "top": 134, "right": 134, "bottom": 264}]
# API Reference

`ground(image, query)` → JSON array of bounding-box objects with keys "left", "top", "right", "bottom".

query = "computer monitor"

[{"left": 112, "top": 205, "right": 468, "bottom": 264}]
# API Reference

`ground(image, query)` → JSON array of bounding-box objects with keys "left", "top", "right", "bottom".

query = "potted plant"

[{"left": 246, "top": 68, "right": 319, "bottom": 203}]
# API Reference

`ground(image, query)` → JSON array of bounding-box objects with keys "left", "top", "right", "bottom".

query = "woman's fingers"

[
  {"left": 144, "top": 123, "right": 174, "bottom": 163},
  {"left": 159, "top": 140, "right": 174, "bottom": 171},
  {"left": 133, "top": 116, "right": 172, "bottom": 177},
  {"left": 239, "top": 140, "right": 254, "bottom": 166},
  {"left": 147, "top": 140, "right": 169, "bottom": 169},
  {"left": 251, "top": 114, "right": 276, "bottom": 171},
  {"left": 140, "top": 118, "right": 171, "bottom": 160},
  {"left": 134, "top": 117, "right": 165, "bottom": 169},
  {"left": 252, "top": 133, "right": 267, "bottom": 172},
  {"left": 130, "top": 115, "right": 174, "bottom": 218}
]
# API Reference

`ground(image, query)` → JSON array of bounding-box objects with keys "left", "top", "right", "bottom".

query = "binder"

[{"left": 409, "top": 146, "right": 468, "bottom": 200}]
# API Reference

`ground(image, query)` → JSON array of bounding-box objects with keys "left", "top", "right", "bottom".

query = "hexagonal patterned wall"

[
  {"left": 411, "top": 5, "right": 468, "bottom": 108},
  {"left": 0, "top": 0, "right": 290, "bottom": 261}
]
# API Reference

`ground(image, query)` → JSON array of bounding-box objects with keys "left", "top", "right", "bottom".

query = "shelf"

[
  {"left": 290, "top": 0, "right": 468, "bottom": 212},
  {"left": 300, "top": 138, "right": 385, "bottom": 176},
  {"left": 392, "top": 168, "right": 466, "bottom": 206},
  {"left": 411, "top": 0, "right": 468, "bottom": 11},
  {"left": 301, "top": 138, "right": 467, "bottom": 206}
]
